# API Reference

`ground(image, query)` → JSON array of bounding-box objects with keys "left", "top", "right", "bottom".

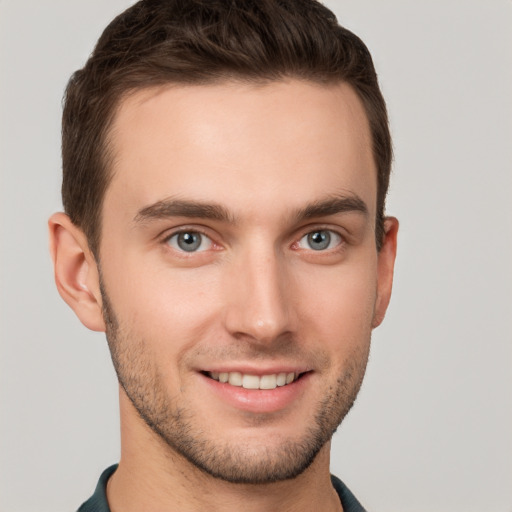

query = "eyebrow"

[
  {"left": 294, "top": 195, "right": 368, "bottom": 221},
  {"left": 133, "top": 194, "right": 368, "bottom": 225},
  {"left": 133, "top": 198, "right": 234, "bottom": 224}
]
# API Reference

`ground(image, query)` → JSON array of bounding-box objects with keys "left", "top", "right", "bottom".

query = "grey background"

[{"left": 1, "top": 1, "right": 511, "bottom": 511}]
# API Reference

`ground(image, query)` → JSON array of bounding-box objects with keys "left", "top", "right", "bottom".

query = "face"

[{"left": 97, "top": 80, "right": 395, "bottom": 483}]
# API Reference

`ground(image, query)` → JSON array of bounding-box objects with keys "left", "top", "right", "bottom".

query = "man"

[{"left": 49, "top": 0, "right": 398, "bottom": 510}]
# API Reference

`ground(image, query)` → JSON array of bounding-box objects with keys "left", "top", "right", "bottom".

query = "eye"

[
  {"left": 166, "top": 231, "right": 213, "bottom": 252},
  {"left": 297, "top": 229, "right": 342, "bottom": 251}
]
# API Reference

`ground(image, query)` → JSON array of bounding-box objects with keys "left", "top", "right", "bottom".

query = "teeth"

[
  {"left": 259, "top": 374, "right": 277, "bottom": 390},
  {"left": 242, "top": 374, "right": 260, "bottom": 389},
  {"left": 228, "top": 372, "right": 243, "bottom": 386},
  {"left": 208, "top": 371, "right": 298, "bottom": 389}
]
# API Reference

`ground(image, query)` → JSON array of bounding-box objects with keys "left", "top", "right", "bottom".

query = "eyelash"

[
  {"left": 295, "top": 229, "right": 344, "bottom": 252},
  {"left": 162, "top": 228, "right": 216, "bottom": 254},
  {"left": 161, "top": 226, "right": 345, "bottom": 256}
]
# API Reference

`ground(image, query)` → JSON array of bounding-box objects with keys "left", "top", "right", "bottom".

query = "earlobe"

[
  {"left": 372, "top": 216, "right": 399, "bottom": 328},
  {"left": 48, "top": 212, "right": 106, "bottom": 332}
]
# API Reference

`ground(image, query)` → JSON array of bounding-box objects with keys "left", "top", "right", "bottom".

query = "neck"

[{"left": 107, "top": 389, "right": 343, "bottom": 512}]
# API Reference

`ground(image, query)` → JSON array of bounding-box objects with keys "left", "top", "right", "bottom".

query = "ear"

[
  {"left": 48, "top": 212, "right": 106, "bottom": 332},
  {"left": 372, "top": 216, "right": 399, "bottom": 328}
]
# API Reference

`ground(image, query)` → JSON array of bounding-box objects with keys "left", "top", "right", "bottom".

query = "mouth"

[
  {"left": 200, "top": 368, "right": 313, "bottom": 413},
  {"left": 203, "top": 371, "right": 307, "bottom": 390}
]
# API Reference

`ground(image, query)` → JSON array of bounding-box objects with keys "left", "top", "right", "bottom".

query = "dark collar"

[{"left": 78, "top": 464, "right": 367, "bottom": 512}]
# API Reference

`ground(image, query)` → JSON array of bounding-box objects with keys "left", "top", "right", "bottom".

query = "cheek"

[
  {"left": 101, "top": 247, "right": 378, "bottom": 361},
  {"left": 294, "top": 262, "right": 378, "bottom": 347},
  {"left": 102, "top": 257, "right": 223, "bottom": 350}
]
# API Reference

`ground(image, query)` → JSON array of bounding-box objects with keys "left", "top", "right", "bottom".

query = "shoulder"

[
  {"left": 77, "top": 464, "right": 118, "bottom": 512},
  {"left": 330, "top": 474, "right": 368, "bottom": 512}
]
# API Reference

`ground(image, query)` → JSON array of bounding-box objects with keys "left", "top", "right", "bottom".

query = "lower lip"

[{"left": 200, "top": 372, "right": 312, "bottom": 414}]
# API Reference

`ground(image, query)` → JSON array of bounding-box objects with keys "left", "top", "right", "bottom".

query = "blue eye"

[
  {"left": 298, "top": 230, "right": 342, "bottom": 251},
  {"left": 167, "top": 231, "right": 212, "bottom": 252}
]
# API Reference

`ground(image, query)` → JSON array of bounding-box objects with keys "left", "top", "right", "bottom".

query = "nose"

[{"left": 223, "top": 244, "right": 293, "bottom": 345}]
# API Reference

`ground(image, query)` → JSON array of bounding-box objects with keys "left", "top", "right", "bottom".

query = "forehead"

[{"left": 105, "top": 79, "right": 376, "bottom": 222}]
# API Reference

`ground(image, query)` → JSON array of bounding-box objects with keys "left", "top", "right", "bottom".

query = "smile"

[{"left": 206, "top": 371, "right": 300, "bottom": 390}]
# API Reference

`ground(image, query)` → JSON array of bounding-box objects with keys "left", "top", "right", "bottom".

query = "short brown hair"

[{"left": 62, "top": 0, "right": 392, "bottom": 256}]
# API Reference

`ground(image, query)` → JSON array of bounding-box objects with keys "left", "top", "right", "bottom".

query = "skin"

[{"left": 49, "top": 79, "right": 398, "bottom": 512}]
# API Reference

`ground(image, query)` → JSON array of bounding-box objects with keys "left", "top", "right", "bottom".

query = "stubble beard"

[{"left": 100, "top": 283, "right": 371, "bottom": 485}]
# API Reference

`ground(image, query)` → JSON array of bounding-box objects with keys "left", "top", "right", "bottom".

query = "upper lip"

[{"left": 199, "top": 365, "right": 312, "bottom": 376}]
